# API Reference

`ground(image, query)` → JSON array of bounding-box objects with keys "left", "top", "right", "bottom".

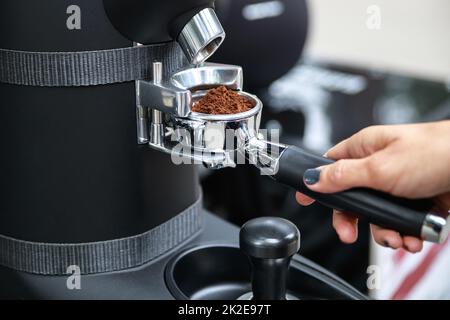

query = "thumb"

[{"left": 303, "top": 158, "right": 380, "bottom": 193}]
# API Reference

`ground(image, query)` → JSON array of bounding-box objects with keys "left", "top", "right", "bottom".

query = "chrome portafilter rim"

[
  {"left": 166, "top": 89, "right": 269, "bottom": 169},
  {"left": 173, "top": 90, "right": 263, "bottom": 155}
]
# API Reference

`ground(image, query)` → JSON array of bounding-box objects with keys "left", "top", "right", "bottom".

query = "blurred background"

[{"left": 205, "top": 0, "right": 450, "bottom": 297}]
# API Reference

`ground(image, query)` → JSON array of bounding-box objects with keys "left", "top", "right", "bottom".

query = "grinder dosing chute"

[
  {"left": 104, "top": 1, "right": 225, "bottom": 65},
  {"left": 177, "top": 8, "right": 225, "bottom": 65},
  {"left": 136, "top": 62, "right": 449, "bottom": 244}
]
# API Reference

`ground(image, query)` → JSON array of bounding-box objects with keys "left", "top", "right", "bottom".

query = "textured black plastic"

[
  {"left": 274, "top": 146, "right": 432, "bottom": 238},
  {"left": 165, "top": 243, "right": 368, "bottom": 300}
]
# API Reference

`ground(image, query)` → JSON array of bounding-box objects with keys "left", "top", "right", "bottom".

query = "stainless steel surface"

[
  {"left": 135, "top": 43, "right": 149, "bottom": 144},
  {"left": 246, "top": 138, "right": 288, "bottom": 176},
  {"left": 171, "top": 63, "right": 243, "bottom": 91},
  {"left": 135, "top": 62, "right": 248, "bottom": 168},
  {"left": 153, "top": 62, "right": 163, "bottom": 85},
  {"left": 137, "top": 78, "right": 192, "bottom": 117},
  {"left": 148, "top": 62, "right": 165, "bottom": 147},
  {"left": 183, "top": 91, "right": 262, "bottom": 150},
  {"left": 421, "top": 213, "right": 450, "bottom": 244},
  {"left": 136, "top": 105, "right": 149, "bottom": 144},
  {"left": 150, "top": 109, "right": 164, "bottom": 147},
  {"left": 136, "top": 63, "right": 243, "bottom": 118},
  {"left": 146, "top": 91, "right": 262, "bottom": 169},
  {"left": 141, "top": 75, "right": 285, "bottom": 172},
  {"left": 164, "top": 90, "right": 286, "bottom": 173},
  {"left": 177, "top": 8, "right": 225, "bottom": 65}
]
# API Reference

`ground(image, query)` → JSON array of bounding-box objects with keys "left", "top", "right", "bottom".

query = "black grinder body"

[
  {"left": 103, "top": 0, "right": 215, "bottom": 44},
  {"left": 0, "top": 0, "right": 200, "bottom": 243}
]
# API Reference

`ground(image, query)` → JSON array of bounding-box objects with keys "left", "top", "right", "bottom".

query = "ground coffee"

[{"left": 192, "top": 86, "right": 255, "bottom": 115}]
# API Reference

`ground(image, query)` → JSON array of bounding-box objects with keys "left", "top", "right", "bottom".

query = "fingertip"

[
  {"left": 295, "top": 192, "right": 315, "bottom": 206},
  {"left": 371, "top": 225, "right": 403, "bottom": 249},
  {"left": 304, "top": 158, "right": 371, "bottom": 194},
  {"left": 387, "top": 234, "right": 403, "bottom": 249},
  {"left": 303, "top": 165, "right": 338, "bottom": 193},
  {"left": 303, "top": 168, "right": 321, "bottom": 187},
  {"left": 338, "top": 223, "right": 358, "bottom": 244},
  {"left": 324, "top": 143, "right": 342, "bottom": 159},
  {"left": 403, "top": 237, "right": 424, "bottom": 253},
  {"left": 333, "top": 211, "right": 358, "bottom": 244}
]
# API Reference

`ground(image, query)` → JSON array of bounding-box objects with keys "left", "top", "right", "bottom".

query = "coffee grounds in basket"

[{"left": 192, "top": 86, "right": 255, "bottom": 115}]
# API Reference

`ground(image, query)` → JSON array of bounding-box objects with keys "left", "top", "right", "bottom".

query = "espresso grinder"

[{"left": 0, "top": 0, "right": 448, "bottom": 300}]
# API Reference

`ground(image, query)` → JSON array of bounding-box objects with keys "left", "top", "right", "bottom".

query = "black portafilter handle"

[
  {"left": 273, "top": 146, "right": 450, "bottom": 243},
  {"left": 240, "top": 217, "right": 300, "bottom": 300}
]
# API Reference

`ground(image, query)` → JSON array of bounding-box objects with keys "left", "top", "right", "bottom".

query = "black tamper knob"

[{"left": 240, "top": 217, "right": 301, "bottom": 300}]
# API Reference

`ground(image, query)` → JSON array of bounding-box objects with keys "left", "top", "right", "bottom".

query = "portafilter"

[{"left": 136, "top": 62, "right": 450, "bottom": 244}]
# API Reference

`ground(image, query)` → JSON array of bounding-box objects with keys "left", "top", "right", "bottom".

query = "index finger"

[{"left": 327, "top": 126, "right": 395, "bottom": 160}]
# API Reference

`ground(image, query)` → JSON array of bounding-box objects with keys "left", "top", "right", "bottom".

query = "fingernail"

[{"left": 304, "top": 169, "right": 321, "bottom": 185}]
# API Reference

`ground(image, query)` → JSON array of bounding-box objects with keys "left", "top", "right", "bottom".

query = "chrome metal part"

[{"left": 177, "top": 8, "right": 226, "bottom": 65}]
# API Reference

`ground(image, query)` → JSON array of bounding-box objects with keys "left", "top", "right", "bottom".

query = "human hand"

[{"left": 296, "top": 121, "right": 450, "bottom": 253}]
